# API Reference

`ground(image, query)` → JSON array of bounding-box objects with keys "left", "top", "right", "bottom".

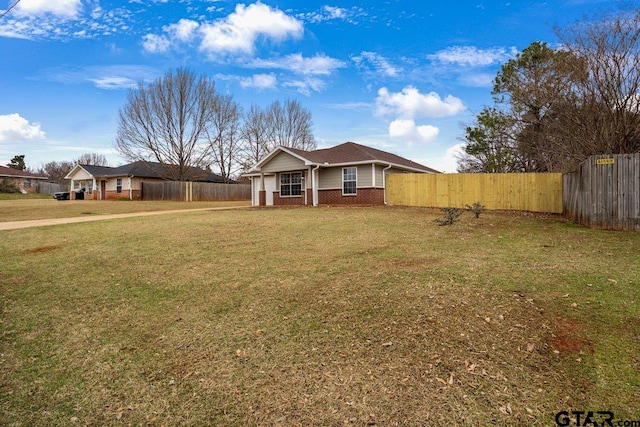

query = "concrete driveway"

[{"left": 0, "top": 206, "right": 249, "bottom": 231}]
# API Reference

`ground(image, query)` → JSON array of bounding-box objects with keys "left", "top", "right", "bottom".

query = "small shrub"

[
  {"left": 466, "top": 202, "right": 485, "bottom": 218},
  {"left": 0, "top": 178, "right": 19, "bottom": 193},
  {"left": 435, "top": 207, "right": 462, "bottom": 226}
]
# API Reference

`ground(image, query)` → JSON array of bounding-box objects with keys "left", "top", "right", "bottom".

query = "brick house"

[
  {"left": 0, "top": 165, "right": 48, "bottom": 193},
  {"left": 244, "top": 142, "right": 439, "bottom": 206},
  {"left": 65, "top": 161, "right": 226, "bottom": 200}
]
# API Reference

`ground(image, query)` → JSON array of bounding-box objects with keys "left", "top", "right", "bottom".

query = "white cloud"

[
  {"left": 46, "top": 65, "right": 155, "bottom": 90},
  {"left": 428, "top": 46, "right": 517, "bottom": 67},
  {"left": 324, "top": 6, "right": 347, "bottom": 19},
  {"left": 14, "top": 0, "right": 83, "bottom": 19},
  {"left": 142, "top": 33, "right": 170, "bottom": 53},
  {"left": 198, "top": 2, "right": 303, "bottom": 56},
  {"left": 88, "top": 76, "right": 137, "bottom": 90},
  {"left": 239, "top": 73, "right": 277, "bottom": 89},
  {"left": 300, "top": 5, "right": 364, "bottom": 24},
  {"left": 142, "top": 3, "right": 304, "bottom": 57},
  {"left": 0, "top": 2, "right": 133, "bottom": 40},
  {"left": 353, "top": 51, "right": 401, "bottom": 77},
  {"left": 283, "top": 77, "right": 325, "bottom": 96},
  {"left": 389, "top": 119, "right": 439, "bottom": 144},
  {"left": 0, "top": 114, "right": 46, "bottom": 141},
  {"left": 165, "top": 19, "right": 199, "bottom": 43},
  {"left": 249, "top": 53, "right": 345, "bottom": 75},
  {"left": 375, "top": 86, "right": 466, "bottom": 119},
  {"left": 438, "top": 143, "right": 466, "bottom": 173},
  {"left": 460, "top": 73, "right": 495, "bottom": 87}
]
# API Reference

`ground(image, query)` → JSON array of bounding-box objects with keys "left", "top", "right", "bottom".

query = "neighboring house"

[
  {"left": 244, "top": 141, "right": 439, "bottom": 206},
  {"left": 65, "top": 161, "right": 226, "bottom": 200},
  {"left": 0, "top": 165, "right": 48, "bottom": 193}
]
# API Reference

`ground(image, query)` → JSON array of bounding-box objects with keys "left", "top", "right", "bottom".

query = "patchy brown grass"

[
  {"left": 0, "top": 206, "right": 638, "bottom": 426},
  {"left": 23, "top": 245, "right": 61, "bottom": 254}
]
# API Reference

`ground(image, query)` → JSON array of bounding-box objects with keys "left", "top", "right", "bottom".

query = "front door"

[{"left": 100, "top": 180, "right": 106, "bottom": 200}]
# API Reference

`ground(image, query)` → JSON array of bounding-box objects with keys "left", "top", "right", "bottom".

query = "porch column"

[
  {"left": 258, "top": 173, "right": 266, "bottom": 206},
  {"left": 70, "top": 179, "right": 76, "bottom": 200},
  {"left": 312, "top": 166, "right": 319, "bottom": 206},
  {"left": 92, "top": 178, "right": 97, "bottom": 200}
]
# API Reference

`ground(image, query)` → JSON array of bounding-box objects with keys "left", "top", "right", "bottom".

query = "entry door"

[
  {"left": 264, "top": 176, "right": 276, "bottom": 206},
  {"left": 100, "top": 180, "right": 106, "bottom": 200}
]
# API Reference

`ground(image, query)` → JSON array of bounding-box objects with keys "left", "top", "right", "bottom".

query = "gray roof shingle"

[
  {"left": 78, "top": 161, "right": 227, "bottom": 182},
  {"left": 277, "top": 142, "right": 439, "bottom": 173}
]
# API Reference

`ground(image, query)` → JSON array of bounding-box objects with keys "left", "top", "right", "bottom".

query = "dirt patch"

[
  {"left": 24, "top": 245, "right": 61, "bottom": 254},
  {"left": 549, "top": 316, "right": 594, "bottom": 354}
]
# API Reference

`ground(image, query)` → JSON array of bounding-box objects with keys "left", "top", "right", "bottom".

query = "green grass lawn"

[{"left": 1, "top": 206, "right": 638, "bottom": 426}]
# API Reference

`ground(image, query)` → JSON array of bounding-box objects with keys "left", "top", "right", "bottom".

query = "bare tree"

[
  {"left": 264, "top": 99, "right": 316, "bottom": 152},
  {"left": 555, "top": 9, "right": 640, "bottom": 160},
  {"left": 75, "top": 153, "right": 109, "bottom": 166},
  {"left": 239, "top": 104, "right": 270, "bottom": 171},
  {"left": 38, "top": 161, "right": 74, "bottom": 185},
  {"left": 115, "top": 68, "right": 215, "bottom": 180},
  {"left": 205, "top": 94, "right": 242, "bottom": 183}
]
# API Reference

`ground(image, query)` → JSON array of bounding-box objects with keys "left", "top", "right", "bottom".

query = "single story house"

[
  {"left": 244, "top": 141, "right": 439, "bottom": 206},
  {"left": 0, "top": 165, "right": 48, "bottom": 193},
  {"left": 65, "top": 161, "right": 226, "bottom": 200}
]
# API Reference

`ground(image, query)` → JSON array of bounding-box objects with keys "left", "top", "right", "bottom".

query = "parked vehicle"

[{"left": 53, "top": 188, "right": 85, "bottom": 201}]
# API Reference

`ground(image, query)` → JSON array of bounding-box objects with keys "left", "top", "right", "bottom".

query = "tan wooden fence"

[
  {"left": 563, "top": 154, "right": 640, "bottom": 231},
  {"left": 141, "top": 181, "right": 251, "bottom": 202},
  {"left": 386, "top": 173, "right": 563, "bottom": 213}
]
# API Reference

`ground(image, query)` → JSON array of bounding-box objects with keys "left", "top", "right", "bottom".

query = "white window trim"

[
  {"left": 342, "top": 166, "right": 357, "bottom": 196},
  {"left": 279, "top": 171, "right": 303, "bottom": 197}
]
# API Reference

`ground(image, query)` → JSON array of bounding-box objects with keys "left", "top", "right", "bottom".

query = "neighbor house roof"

[
  {"left": 250, "top": 142, "right": 439, "bottom": 174},
  {"left": 0, "top": 165, "right": 48, "bottom": 180},
  {"left": 67, "top": 161, "right": 227, "bottom": 183}
]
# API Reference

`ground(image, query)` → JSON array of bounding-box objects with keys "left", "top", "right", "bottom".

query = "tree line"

[
  {"left": 7, "top": 69, "right": 315, "bottom": 184},
  {"left": 458, "top": 10, "right": 640, "bottom": 173},
  {"left": 115, "top": 68, "right": 315, "bottom": 182}
]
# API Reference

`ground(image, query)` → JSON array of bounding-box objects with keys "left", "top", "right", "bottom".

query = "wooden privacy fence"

[
  {"left": 563, "top": 154, "right": 640, "bottom": 231},
  {"left": 141, "top": 181, "right": 251, "bottom": 202},
  {"left": 37, "top": 182, "right": 66, "bottom": 195},
  {"left": 386, "top": 173, "right": 563, "bottom": 213}
]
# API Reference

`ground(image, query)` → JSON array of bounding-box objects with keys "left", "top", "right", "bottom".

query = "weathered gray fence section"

[
  {"left": 141, "top": 181, "right": 250, "bottom": 201},
  {"left": 37, "top": 182, "right": 66, "bottom": 195},
  {"left": 191, "top": 182, "right": 251, "bottom": 201},
  {"left": 563, "top": 154, "right": 640, "bottom": 231}
]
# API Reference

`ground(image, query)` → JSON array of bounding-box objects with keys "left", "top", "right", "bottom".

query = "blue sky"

[{"left": 0, "top": 0, "right": 632, "bottom": 172}]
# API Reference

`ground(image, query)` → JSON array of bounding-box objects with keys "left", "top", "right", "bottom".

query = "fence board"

[
  {"left": 563, "top": 154, "right": 640, "bottom": 231},
  {"left": 387, "top": 173, "right": 563, "bottom": 213},
  {"left": 37, "top": 182, "right": 66, "bottom": 195},
  {"left": 141, "top": 181, "right": 250, "bottom": 202}
]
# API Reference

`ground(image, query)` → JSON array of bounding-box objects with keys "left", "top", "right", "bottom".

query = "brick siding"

[{"left": 317, "top": 188, "right": 384, "bottom": 205}]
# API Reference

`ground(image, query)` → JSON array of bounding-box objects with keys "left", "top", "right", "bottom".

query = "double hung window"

[
  {"left": 280, "top": 172, "right": 302, "bottom": 196},
  {"left": 343, "top": 167, "right": 357, "bottom": 195},
  {"left": 116, "top": 178, "right": 122, "bottom": 194}
]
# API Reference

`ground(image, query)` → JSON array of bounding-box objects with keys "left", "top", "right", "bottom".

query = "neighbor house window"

[
  {"left": 280, "top": 172, "right": 302, "bottom": 196},
  {"left": 343, "top": 167, "right": 357, "bottom": 195},
  {"left": 116, "top": 178, "right": 122, "bottom": 194},
  {"left": 23, "top": 179, "right": 31, "bottom": 188}
]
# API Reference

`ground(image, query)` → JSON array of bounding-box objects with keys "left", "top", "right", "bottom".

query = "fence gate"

[{"left": 563, "top": 154, "right": 640, "bottom": 231}]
